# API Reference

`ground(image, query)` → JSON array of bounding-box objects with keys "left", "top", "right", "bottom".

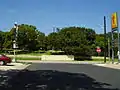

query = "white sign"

[{"left": 13, "top": 43, "right": 16, "bottom": 49}]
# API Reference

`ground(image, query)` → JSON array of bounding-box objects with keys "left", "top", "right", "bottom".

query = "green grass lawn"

[
  {"left": 90, "top": 58, "right": 119, "bottom": 63},
  {"left": 17, "top": 57, "right": 41, "bottom": 60},
  {"left": 10, "top": 57, "right": 41, "bottom": 60},
  {"left": 7, "top": 54, "right": 119, "bottom": 62},
  {"left": 12, "top": 51, "right": 52, "bottom": 56},
  {"left": 10, "top": 57, "right": 119, "bottom": 62},
  {"left": 18, "top": 53, "right": 42, "bottom": 56}
]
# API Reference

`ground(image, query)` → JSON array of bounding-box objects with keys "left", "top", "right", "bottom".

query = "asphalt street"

[{"left": 0, "top": 63, "right": 120, "bottom": 90}]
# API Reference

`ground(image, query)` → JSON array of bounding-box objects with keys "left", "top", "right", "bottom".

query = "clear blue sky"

[{"left": 0, "top": 0, "right": 119, "bottom": 35}]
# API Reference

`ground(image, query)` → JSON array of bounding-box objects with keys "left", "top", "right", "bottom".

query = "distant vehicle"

[{"left": 0, "top": 54, "right": 12, "bottom": 65}]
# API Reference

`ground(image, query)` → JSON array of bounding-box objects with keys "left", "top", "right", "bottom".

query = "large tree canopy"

[
  {"left": 1, "top": 24, "right": 114, "bottom": 57},
  {"left": 7, "top": 24, "right": 45, "bottom": 51},
  {"left": 47, "top": 27, "right": 96, "bottom": 56}
]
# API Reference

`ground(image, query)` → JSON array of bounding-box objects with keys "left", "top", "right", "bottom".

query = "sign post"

[
  {"left": 12, "top": 22, "right": 18, "bottom": 63},
  {"left": 12, "top": 40, "right": 16, "bottom": 62},
  {"left": 111, "top": 12, "right": 119, "bottom": 63}
]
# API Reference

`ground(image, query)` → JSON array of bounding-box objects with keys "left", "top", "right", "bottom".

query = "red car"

[{"left": 0, "top": 54, "right": 12, "bottom": 65}]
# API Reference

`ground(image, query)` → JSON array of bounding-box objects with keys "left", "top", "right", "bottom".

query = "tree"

[
  {"left": 0, "top": 31, "right": 5, "bottom": 50},
  {"left": 47, "top": 27, "right": 96, "bottom": 58},
  {"left": 95, "top": 34, "right": 104, "bottom": 48},
  {"left": 47, "top": 32, "right": 59, "bottom": 50},
  {"left": 10, "top": 24, "right": 45, "bottom": 51},
  {"left": 36, "top": 30, "right": 46, "bottom": 50},
  {"left": 3, "top": 32, "right": 13, "bottom": 49}
]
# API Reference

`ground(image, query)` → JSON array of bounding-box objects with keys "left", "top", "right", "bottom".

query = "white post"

[
  {"left": 13, "top": 48, "right": 16, "bottom": 62},
  {"left": 12, "top": 40, "right": 16, "bottom": 62}
]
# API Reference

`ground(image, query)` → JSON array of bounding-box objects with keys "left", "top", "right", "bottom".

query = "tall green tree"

[
  {"left": 0, "top": 31, "right": 6, "bottom": 50},
  {"left": 36, "top": 30, "right": 46, "bottom": 50},
  {"left": 10, "top": 24, "right": 45, "bottom": 51},
  {"left": 47, "top": 27, "right": 96, "bottom": 57},
  {"left": 3, "top": 31, "right": 13, "bottom": 49},
  {"left": 47, "top": 32, "right": 59, "bottom": 50}
]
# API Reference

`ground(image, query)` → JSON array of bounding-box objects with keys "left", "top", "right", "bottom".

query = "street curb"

[
  {"left": 16, "top": 61, "right": 32, "bottom": 65},
  {"left": 17, "top": 60, "right": 104, "bottom": 64}
]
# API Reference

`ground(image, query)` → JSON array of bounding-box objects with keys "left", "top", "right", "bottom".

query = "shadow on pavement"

[
  {"left": 5, "top": 64, "right": 15, "bottom": 66},
  {"left": 0, "top": 69, "right": 119, "bottom": 90},
  {"left": 0, "top": 64, "right": 14, "bottom": 66}
]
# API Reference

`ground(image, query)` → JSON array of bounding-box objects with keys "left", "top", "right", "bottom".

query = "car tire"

[
  {"left": 0, "top": 61, "right": 5, "bottom": 65},
  {"left": 3, "top": 61, "right": 7, "bottom": 65}
]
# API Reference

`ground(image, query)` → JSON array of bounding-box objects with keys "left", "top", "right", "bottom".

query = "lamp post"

[{"left": 12, "top": 22, "right": 18, "bottom": 62}]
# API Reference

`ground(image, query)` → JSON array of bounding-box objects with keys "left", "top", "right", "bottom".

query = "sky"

[{"left": 0, "top": 0, "right": 119, "bottom": 35}]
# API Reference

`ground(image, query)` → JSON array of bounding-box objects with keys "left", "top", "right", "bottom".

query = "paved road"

[{"left": 0, "top": 63, "right": 120, "bottom": 90}]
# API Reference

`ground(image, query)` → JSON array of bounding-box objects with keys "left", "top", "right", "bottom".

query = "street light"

[{"left": 12, "top": 22, "right": 18, "bottom": 62}]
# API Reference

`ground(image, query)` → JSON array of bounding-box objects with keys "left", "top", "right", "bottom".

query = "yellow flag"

[{"left": 111, "top": 12, "right": 118, "bottom": 29}]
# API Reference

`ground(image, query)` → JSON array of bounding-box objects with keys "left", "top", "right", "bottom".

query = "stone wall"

[{"left": 41, "top": 55, "right": 74, "bottom": 61}]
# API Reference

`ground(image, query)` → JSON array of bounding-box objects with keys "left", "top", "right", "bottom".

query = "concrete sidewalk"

[
  {"left": 94, "top": 63, "right": 120, "bottom": 70},
  {"left": 0, "top": 63, "right": 30, "bottom": 71}
]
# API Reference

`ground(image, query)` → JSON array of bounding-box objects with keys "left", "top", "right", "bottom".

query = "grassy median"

[
  {"left": 10, "top": 57, "right": 41, "bottom": 60},
  {"left": 8, "top": 55, "right": 119, "bottom": 62}
]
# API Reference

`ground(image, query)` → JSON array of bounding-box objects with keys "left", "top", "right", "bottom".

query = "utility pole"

[
  {"left": 111, "top": 30, "right": 114, "bottom": 63},
  {"left": 104, "top": 16, "right": 107, "bottom": 63},
  {"left": 12, "top": 22, "right": 18, "bottom": 63},
  {"left": 117, "top": 13, "right": 120, "bottom": 63},
  {"left": 108, "top": 38, "right": 111, "bottom": 62}
]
